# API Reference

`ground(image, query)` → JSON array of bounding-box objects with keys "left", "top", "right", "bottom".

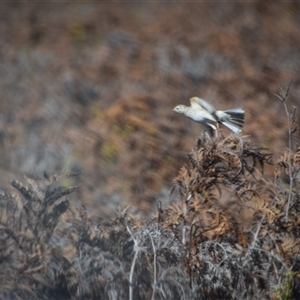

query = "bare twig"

[
  {"left": 126, "top": 223, "right": 138, "bottom": 300},
  {"left": 274, "top": 80, "right": 296, "bottom": 221},
  {"left": 148, "top": 231, "right": 157, "bottom": 300},
  {"left": 248, "top": 215, "right": 265, "bottom": 250}
]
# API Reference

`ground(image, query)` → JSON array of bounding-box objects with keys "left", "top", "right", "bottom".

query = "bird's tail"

[{"left": 220, "top": 108, "right": 245, "bottom": 133}]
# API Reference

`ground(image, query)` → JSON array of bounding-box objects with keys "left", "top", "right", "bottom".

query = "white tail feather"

[{"left": 221, "top": 121, "right": 241, "bottom": 133}]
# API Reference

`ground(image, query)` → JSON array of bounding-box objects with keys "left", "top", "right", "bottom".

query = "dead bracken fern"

[
  {"left": 170, "top": 132, "right": 274, "bottom": 238},
  {"left": 1, "top": 135, "right": 300, "bottom": 298},
  {"left": 0, "top": 172, "right": 191, "bottom": 299},
  {"left": 158, "top": 131, "right": 300, "bottom": 299},
  {"left": 0, "top": 171, "right": 80, "bottom": 299}
]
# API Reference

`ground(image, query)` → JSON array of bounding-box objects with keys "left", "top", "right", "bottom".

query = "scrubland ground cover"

[{"left": 0, "top": 2, "right": 300, "bottom": 299}]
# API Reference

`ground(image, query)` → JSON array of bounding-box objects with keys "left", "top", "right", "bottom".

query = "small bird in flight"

[{"left": 173, "top": 97, "right": 244, "bottom": 136}]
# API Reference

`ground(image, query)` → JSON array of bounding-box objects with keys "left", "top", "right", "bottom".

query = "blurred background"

[{"left": 0, "top": 2, "right": 300, "bottom": 216}]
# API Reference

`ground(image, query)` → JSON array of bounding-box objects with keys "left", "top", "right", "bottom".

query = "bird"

[{"left": 173, "top": 97, "right": 245, "bottom": 136}]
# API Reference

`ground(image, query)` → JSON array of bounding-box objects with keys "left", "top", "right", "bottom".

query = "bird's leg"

[{"left": 215, "top": 122, "right": 220, "bottom": 137}]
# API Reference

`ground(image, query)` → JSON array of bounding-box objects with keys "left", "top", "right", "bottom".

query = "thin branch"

[
  {"left": 275, "top": 80, "right": 296, "bottom": 221},
  {"left": 148, "top": 231, "right": 157, "bottom": 300},
  {"left": 126, "top": 223, "right": 138, "bottom": 300}
]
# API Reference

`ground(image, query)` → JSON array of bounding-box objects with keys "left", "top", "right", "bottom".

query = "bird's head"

[{"left": 173, "top": 105, "right": 187, "bottom": 114}]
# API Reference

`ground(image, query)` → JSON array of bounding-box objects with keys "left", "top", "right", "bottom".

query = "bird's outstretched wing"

[
  {"left": 189, "top": 97, "right": 203, "bottom": 109},
  {"left": 190, "top": 97, "right": 216, "bottom": 114}
]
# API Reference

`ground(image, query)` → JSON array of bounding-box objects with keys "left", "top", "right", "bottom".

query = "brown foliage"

[{"left": 1, "top": 133, "right": 300, "bottom": 299}]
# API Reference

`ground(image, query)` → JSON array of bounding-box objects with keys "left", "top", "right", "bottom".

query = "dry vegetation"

[
  {"left": 1, "top": 96, "right": 300, "bottom": 298},
  {"left": 1, "top": 2, "right": 300, "bottom": 300}
]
